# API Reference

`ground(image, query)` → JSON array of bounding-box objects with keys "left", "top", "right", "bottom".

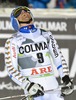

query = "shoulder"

[
  {"left": 5, "top": 33, "right": 18, "bottom": 44},
  {"left": 40, "top": 28, "right": 47, "bottom": 32},
  {"left": 39, "top": 28, "right": 48, "bottom": 36},
  {"left": 40, "top": 28, "right": 53, "bottom": 37}
]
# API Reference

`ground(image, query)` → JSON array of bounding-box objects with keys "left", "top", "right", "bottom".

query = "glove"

[
  {"left": 61, "top": 75, "right": 74, "bottom": 96},
  {"left": 22, "top": 80, "right": 44, "bottom": 97}
]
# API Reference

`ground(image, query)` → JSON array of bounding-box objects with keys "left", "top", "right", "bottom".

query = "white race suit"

[{"left": 5, "top": 24, "right": 69, "bottom": 100}]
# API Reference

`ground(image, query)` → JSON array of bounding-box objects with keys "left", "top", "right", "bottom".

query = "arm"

[
  {"left": 47, "top": 31, "right": 69, "bottom": 78},
  {"left": 5, "top": 37, "right": 44, "bottom": 96},
  {"left": 47, "top": 31, "right": 74, "bottom": 95},
  {"left": 5, "top": 38, "right": 26, "bottom": 88}
]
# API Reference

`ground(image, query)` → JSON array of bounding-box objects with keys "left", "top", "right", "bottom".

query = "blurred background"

[
  {"left": 0, "top": 0, "right": 76, "bottom": 100},
  {"left": 0, "top": 0, "right": 76, "bottom": 8}
]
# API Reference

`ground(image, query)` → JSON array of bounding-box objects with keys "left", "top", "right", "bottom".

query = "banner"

[{"left": 0, "top": 9, "right": 76, "bottom": 100}]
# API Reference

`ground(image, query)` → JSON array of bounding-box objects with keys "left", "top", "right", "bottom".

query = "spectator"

[
  {"left": 0, "top": 0, "right": 29, "bottom": 8},
  {"left": 47, "top": 0, "right": 56, "bottom": 8},
  {"left": 0, "top": 0, "right": 6, "bottom": 2},
  {"left": 56, "top": 0, "right": 70, "bottom": 8},
  {"left": 68, "top": 0, "right": 76, "bottom": 8},
  {"left": 15, "top": 0, "right": 29, "bottom": 7},
  {"left": 28, "top": 0, "right": 50, "bottom": 8},
  {"left": 0, "top": 0, "right": 16, "bottom": 8}
]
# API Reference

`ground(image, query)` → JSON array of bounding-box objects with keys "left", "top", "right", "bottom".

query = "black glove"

[
  {"left": 27, "top": 82, "right": 44, "bottom": 97},
  {"left": 23, "top": 79, "right": 44, "bottom": 98},
  {"left": 61, "top": 75, "right": 74, "bottom": 96}
]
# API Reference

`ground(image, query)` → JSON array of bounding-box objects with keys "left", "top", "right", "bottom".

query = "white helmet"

[{"left": 11, "top": 6, "right": 34, "bottom": 31}]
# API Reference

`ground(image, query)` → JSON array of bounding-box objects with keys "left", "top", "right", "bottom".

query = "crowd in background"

[{"left": 0, "top": 0, "right": 76, "bottom": 8}]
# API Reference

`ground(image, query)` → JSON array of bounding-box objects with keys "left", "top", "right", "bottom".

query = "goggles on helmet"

[{"left": 13, "top": 7, "right": 30, "bottom": 18}]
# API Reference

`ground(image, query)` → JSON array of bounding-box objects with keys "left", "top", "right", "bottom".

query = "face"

[{"left": 17, "top": 10, "right": 32, "bottom": 22}]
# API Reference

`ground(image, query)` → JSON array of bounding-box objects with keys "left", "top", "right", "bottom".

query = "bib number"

[{"left": 37, "top": 53, "right": 44, "bottom": 63}]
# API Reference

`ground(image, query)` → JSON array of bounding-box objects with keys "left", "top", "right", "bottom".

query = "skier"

[{"left": 5, "top": 6, "right": 74, "bottom": 100}]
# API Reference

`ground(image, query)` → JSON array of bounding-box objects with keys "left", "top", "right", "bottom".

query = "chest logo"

[{"left": 19, "top": 42, "right": 48, "bottom": 54}]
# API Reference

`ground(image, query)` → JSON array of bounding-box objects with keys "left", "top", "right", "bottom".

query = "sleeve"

[
  {"left": 5, "top": 38, "right": 27, "bottom": 89},
  {"left": 47, "top": 31, "right": 69, "bottom": 78}
]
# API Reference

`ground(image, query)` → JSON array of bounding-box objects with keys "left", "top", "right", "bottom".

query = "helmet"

[{"left": 11, "top": 6, "right": 34, "bottom": 31}]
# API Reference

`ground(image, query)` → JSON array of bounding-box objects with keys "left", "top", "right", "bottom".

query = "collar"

[{"left": 19, "top": 24, "right": 37, "bottom": 33}]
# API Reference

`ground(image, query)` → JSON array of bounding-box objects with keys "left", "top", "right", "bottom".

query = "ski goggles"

[{"left": 13, "top": 7, "right": 30, "bottom": 18}]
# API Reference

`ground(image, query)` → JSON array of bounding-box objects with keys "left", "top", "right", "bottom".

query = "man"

[
  {"left": 56, "top": 0, "right": 70, "bottom": 8},
  {"left": 5, "top": 6, "right": 73, "bottom": 100},
  {"left": 28, "top": 0, "right": 50, "bottom": 8},
  {"left": 15, "top": 0, "right": 29, "bottom": 6}
]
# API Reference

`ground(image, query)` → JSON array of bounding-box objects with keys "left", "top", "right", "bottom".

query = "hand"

[
  {"left": 62, "top": 75, "right": 74, "bottom": 96},
  {"left": 23, "top": 80, "right": 44, "bottom": 97}
]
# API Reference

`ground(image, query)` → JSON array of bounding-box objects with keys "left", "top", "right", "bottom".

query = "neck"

[
  {"left": 19, "top": 18, "right": 33, "bottom": 27},
  {"left": 19, "top": 21, "right": 33, "bottom": 28}
]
